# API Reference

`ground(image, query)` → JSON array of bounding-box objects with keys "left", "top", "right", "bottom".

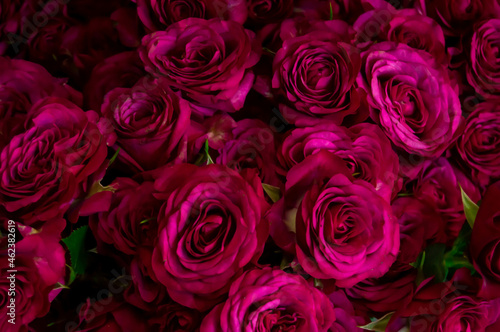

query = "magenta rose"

[
  {"left": 358, "top": 42, "right": 464, "bottom": 158},
  {"left": 404, "top": 157, "right": 480, "bottom": 243},
  {"left": 90, "top": 178, "right": 161, "bottom": 256},
  {"left": 0, "top": 57, "right": 81, "bottom": 148},
  {"left": 272, "top": 23, "right": 366, "bottom": 125},
  {"left": 100, "top": 78, "right": 191, "bottom": 171},
  {"left": 467, "top": 19, "right": 500, "bottom": 98},
  {"left": 457, "top": 99, "right": 500, "bottom": 188},
  {"left": 471, "top": 180, "right": 500, "bottom": 299},
  {"left": 140, "top": 18, "right": 260, "bottom": 115},
  {"left": 84, "top": 51, "right": 145, "bottom": 111},
  {"left": 277, "top": 122, "right": 400, "bottom": 201},
  {"left": 354, "top": 8, "right": 446, "bottom": 63},
  {"left": 215, "top": 119, "right": 280, "bottom": 187},
  {"left": 327, "top": 290, "right": 365, "bottom": 331},
  {"left": 247, "top": 0, "right": 294, "bottom": 26},
  {"left": 136, "top": 0, "right": 247, "bottom": 32},
  {"left": 387, "top": 269, "right": 500, "bottom": 332},
  {"left": 71, "top": 298, "right": 147, "bottom": 332},
  {"left": 270, "top": 151, "right": 399, "bottom": 287},
  {"left": 346, "top": 269, "right": 417, "bottom": 316},
  {"left": 147, "top": 301, "right": 202, "bottom": 331},
  {"left": 0, "top": 225, "right": 65, "bottom": 332},
  {"left": 415, "top": 0, "right": 496, "bottom": 37},
  {"left": 392, "top": 197, "right": 446, "bottom": 267},
  {"left": 151, "top": 164, "right": 269, "bottom": 311},
  {"left": 0, "top": 97, "right": 107, "bottom": 227},
  {"left": 200, "top": 268, "right": 335, "bottom": 331}
]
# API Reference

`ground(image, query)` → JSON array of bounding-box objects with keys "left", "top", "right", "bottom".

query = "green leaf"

[
  {"left": 422, "top": 243, "right": 448, "bottom": 282},
  {"left": 108, "top": 147, "right": 121, "bottom": 166},
  {"left": 460, "top": 185, "right": 479, "bottom": 228},
  {"left": 329, "top": 2, "right": 334, "bottom": 20},
  {"left": 62, "top": 226, "right": 89, "bottom": 276},
  {"left": 262, "top": 183, "right": 281, "bottom": 203},
  {"left": 410, "top": 251, "right": 426, "bottom": 285},
  {"left": 205, "top": 140, "right": 214, "bottom": 165},
  {"left": 444, "top": 222, "right": 476, "bottom": 274},
  {"left": 359, "top": 312, "right": 394, "bottom": 331},
  {"left": 66, "top": 264, "right": 76, "bottom": 285}
]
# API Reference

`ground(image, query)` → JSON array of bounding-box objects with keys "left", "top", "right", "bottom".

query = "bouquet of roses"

[{"left": 2, "top": 0, "right": 500, "bottom": 331}]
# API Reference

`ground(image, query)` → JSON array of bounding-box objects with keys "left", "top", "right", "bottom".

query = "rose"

[
  {"left": 404, "top": 157, "right": 481, "bottom": 243},
  {"left": 358, "top": 42, "right": 464, "bottom": 158},
  {"left": 89, "top": 178, "right": 161, "bottom": 256},
  {"left": 457, "top": 99, "right": 500, "bottom": 188},
  {"left": 415, "top": 0, "right": 495, "bottom": 37},
  {"left": 354, "top": 8, "right": 446, "bottom": 63},
  {"left": 0, "top": 57, "right": 81, "bottom": 148},
  {"left": 272, "top": 23, "right": 366, "bottom": 125},
  {"left": 200, "top": 267, "right": 335, "bottom": 331},
  {"left": 471, "top": 180, "right": 500, "bottom": 299},
  {"left": 345, "top": 269, "right": 417, "bottom": 315},
  {"left": 277, "top": 122, "right": 400, "bottom": 201},
  {"left": 392, "top": 197, "right": 446, "bottom": 266},
  {"left": 467, "top": 19, "right": 500, "bottom": 98},
  {"left": 124, "top": 252, "right": 169, "bottom": 310},
  {"left": 387, "top": 269, "right": 500, "bottom": 332},
  {"left": 151, "top": 164, "right": 269, "bottom": 311},
  {"left": 0, "top": 97, "right": 107, "bottom": 227},
  {"left": 72, "top": 299, "right": 147, "bottom": 332},
  {"left": 25, "top": 16, "right": 71, "bottom": 67},
  {"left": 327, "top": 290, "right": 365, "bottom": 332},
  {"left": 270, "top": 151, "right": 399, "bottom": 287},
  {"left": 139, "top": 18, "right": 260, "bottom": 116},
  {"left": 148, "top": 301, "right": 202, "bottom": 331},
  {"left": 136, "top": 0, "right": 247, "bottom": 32},
  {"left": 59, "top": 17, "right": 128, "bottom": 88},
  {"left": 0, "top": 225, "right": 65, "bottom": 332},
  {"left": 83, "top": 51, "right": 145, "bottom": 111},
  {"left": 247, "top": 0, "right": 294, "bottom": 26},
  {"left": 215, "top": 119, "right": 280, "bottom": 186},
  {"left": 100, "top": 78, "right": 191, "bottom": 171}
]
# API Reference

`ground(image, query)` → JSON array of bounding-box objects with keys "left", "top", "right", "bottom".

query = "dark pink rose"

[
  {"left": 90, "top": 178, "right": 161, "bottom": 256},
  {"left": 136, "top": 0, "right": 247, "bottom": 32},
  {"left": 277, "top": 122, "right": 400, "bottom": 201},
  {"left": 392, "top": 197, "right": 446, "bottom": 266},
  {"left": 467, "top": 19, "right": 500, "bottom": 98},
  {"left": 270, "top": 151, "right": 399, "bottom": 287},
  {"left": 327, "top": 290, "right": 365, "bottom": 332},
  {"left": 404, "top": 158, "right": 480, "bottom": 243},
  {"left": 272, "top": 22, "right": 366, "bottom": 125},
  {"left": 471, "top": 180, "right": 500, "bottom": 299},
  {"left": 124, "top": 251, "right": 169, "bottom": 310},
  {"left": 215, "top": 119, "right": 279, "bottom": 186},
  {"left": 246, "top": 0, "right": 294, "bottom": 26},
  {"left": 200, "top": 268, "right": 335, "bottom": 331},
  {"left": 416, "top": 0, "right": 496, "bottom": 37},
  {"left": 83, "top": 51, "right": 145, "bottom": 111},
  {"left": 354, "top": 8, "right": 446, "bottom": 63},
  {"left": 358, "top": 42, "right": 464, "bottom": 158},
  {"left": 387, "top": 269, "right": 500, "bottom": 332},
  {"left": 346, "top": 269, "right": 417, "bottom": 316},
  {"left": 147, "top": 301, "right": 202, "bottom": 331},
  {"left": 151, "top": 164, "right": 269, "bottom": 311},
  {"left": 0, "top": 97, "right": 107, "bottom": 227},
  {"left": 457, "top": 99, "right": 500, "bottom": 188},
  {"left": 0, "top": 226, "right": 65, "bottom": 332},
  {"left": 59, "top": 17, "right": 128, "bottom": 87},
  {"left": 0, "top": 57, "right": 81, "bottom": 148},
  {"left": 72, "top": 298, "right": 147, "bottom": 332},
  {"left": 100, "top": 78, "right": 191, "bottom": 171},
  {"left": 139, "top": 18, "right": 260, "bottom": 116}
]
